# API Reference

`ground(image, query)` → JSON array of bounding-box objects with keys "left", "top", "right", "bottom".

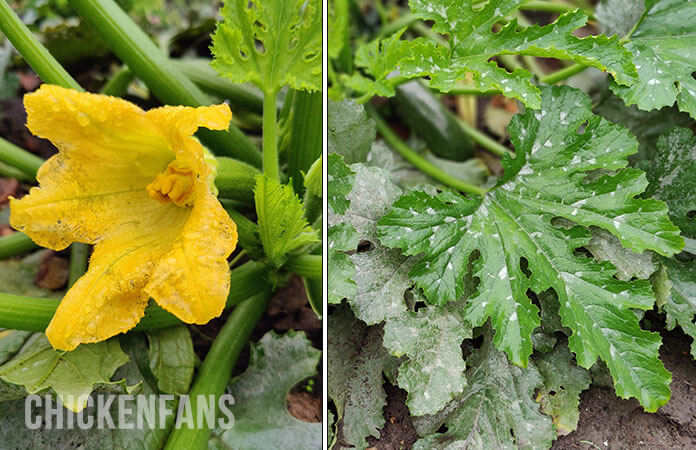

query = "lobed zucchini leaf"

[
  {"left": 377, "top": 86, "right": 682, "bottom": 411},
  {"left": 211, "top": 0, "right": 322, "bottom": 94},
  {"left": 347, "top": 0, "right": 636, "bottom": 107},
  {"left": 599, "top": 0, "right": 696, "bottom": 119},
  {"left": 255, "top": 175, "right": 319, "bottom": 269}
]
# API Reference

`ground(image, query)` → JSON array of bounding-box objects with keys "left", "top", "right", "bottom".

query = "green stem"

[
  {"left": 262, "top": 90, "right": 279, "bottom": 180},
  {"left": 411, "top": 21, "right": 449, "bottom": 49},
  {"left": 67, "top": 243, "right": 89, "bottom": 287},
  {"left": 366, "top": 104, "right": 486, "bottom": 196},
  {"left": 538, "top": 63, "right": 587, "bottom": 84},
  {"left": 0, "top": 161, "right": 29, "bottom": 180},
  {"left": 288, "top": 91, "right": 322, "bottom": 195},
  {"left": 0, "top": 232, "right": 38, "bottom": 259},
  {"left": 68, "top": 0, "right": 262, "bottom": 167},
  {"left": 377, "top": 12, "right": 417, "bottom": 38},
  {"left": 163, "top": 288, "right": 272, "bottom": 450},
  {"left": 455, "top": 117, "right": 512, "bottom": 158},
  {"left": 173, "top": 59, "right": 265, "bottom": 115},
  {"left": 520, "top": 1, "right": 594, "bottom": 19},
  {"left": 100, "top": 66, "right": 134, "bottom": 96},
  {"left": 449, "top": 85, "right": 503, "bottom": 96},
  {"left": 0, "top": 0, "right": 81, "bottom": 90},
  {"left": 0, "top": 136, "right": 43, "bottom": 178},
  {"left": 285, "top": 254, "right": 322, "bottom": 279},
  {"left": 214, "top": 157, "right": 260, "bottom": 205},
  {"left": 0, "top": 260, "right": 266, "bottom": 331}
]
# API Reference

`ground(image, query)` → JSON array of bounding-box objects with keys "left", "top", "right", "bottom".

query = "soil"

[{"left": 363, "top": 331, "right": 696, "bottom": 450}]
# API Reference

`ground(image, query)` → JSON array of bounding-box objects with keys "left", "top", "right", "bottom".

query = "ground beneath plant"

[{"left": 363, "top": 331, "right": 696, "bottom": 449}]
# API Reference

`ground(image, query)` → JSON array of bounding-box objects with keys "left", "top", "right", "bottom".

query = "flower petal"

[
  {"left": 145, "top": 189, "right": 238, "bottom": 324},
  {"left": 45, "top": 232, "right": 170, "bottom": 351},
  {"left": 12, "top": 85, "right": 178, "bottom": 250}
]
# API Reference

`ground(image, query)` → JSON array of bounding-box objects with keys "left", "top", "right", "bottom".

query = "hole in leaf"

[
  {"left": 549, "top": 390, "right": 557, "bottom": 396},
  {"left": 687, "top": 210, "right": 696, "bottom": 219},
  {"left": 437, "top": 424, "right": 449, "bottom": 434},
  {"left": 510, "top": 428, "right": 516, "bottom": 438},
  {"left": 357, "top": 240, "right": 374, "bottom": 252},
  {"left": 520, "top": 257, "right": 532, "bottom": 278},
  {"left": 304, "top": 51, "right": 319, "bottom": 62},
  {"left": 576, "top": 120, "right": 589, "bottom": 135},
  {"left": 286, "top": 376, "right": 321, "bottom": 423},
  {"left": 574, "top": 246, "right": 593, "bottom": 258},
  {"left": 288, "top": 37, "right": 299, "bottom": 51},
  {"left": 413, "top": 300, "right": 427, "bottom": 312}
]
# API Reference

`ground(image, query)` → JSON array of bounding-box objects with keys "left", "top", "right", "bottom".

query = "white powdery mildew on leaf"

[
  {"left": 383, "top": 301, "right": 472, "bottom": 416},
  {"left": 378, "top": 86, "right": 683, "bottom": 411},
  {"left": 602, "top": 0, "right": 696, "bottom": 119},
  {"left": 351, "top": 0, "right": 636, "bottom": 107}
]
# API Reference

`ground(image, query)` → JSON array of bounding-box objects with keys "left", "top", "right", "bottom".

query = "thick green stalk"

[
  {"left": 0, "top": 0, "right": 81, "bottom": 90},
  {"left": 0, "top": 136, "right": 43, "bottom": 179},
  {"left": 0, "top": 260, "right": 266, "bottom": 331},
  {"left": 456, "top": 118, "right": 512, "bottom": 158},
  {"left": 0, "top": 232, "right": 38, "bottom": 259},
  {"left": 173, "top": 59, "right": 265, "bottom": 115},
  {"left": 164, "top": 288, "right": 272, "bottom": 450},
  {"left": 262, "top": 90, "right": 280, "bottom": 180},
  {"left": 287, "top": 91, "right": 322, "bottom": 195},
  {"left": 539, "top": 63, "right": 587, "bottom": 84},
  {"left": 68, "top": 0, "right": 262, "bottom": 167},
  {"left": 366, "top": 105, "right": 487, "bottom": 196},
  {"left": 68, "top": 243, "right": 89, "bottom": 287},
  {"left": 285, "top": 254, "right": 322, "bottom": 279},
  {"left": 214, "top": 157, "right": 260, "bottom": 205}
]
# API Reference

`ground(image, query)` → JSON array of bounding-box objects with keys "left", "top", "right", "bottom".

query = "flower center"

[{"left": 146, "top": 160, "right": 197, "bottom": 207}]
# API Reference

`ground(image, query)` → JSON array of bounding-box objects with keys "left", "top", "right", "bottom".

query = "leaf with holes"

[
  {"left": 534, "top": 341, "right": 591, "bottom": 436},
  {"left": 211, "top": 0, "right": 322, "bottom": 93},
  {"left": 413, "top": 327, "right": 554, "bottom": 450},
  {"left": 348, "top": 0, "right": 636, "bottom": 105},
  {"left": 378, "top": 86, "right": 682, "bottom": 411}
]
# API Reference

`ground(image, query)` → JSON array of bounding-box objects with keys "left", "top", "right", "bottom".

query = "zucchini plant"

[
  {"left": 328, "top": 0, "right": 696, "bottom": 448},
  {"left": 0, "top": 0, "right": 322, "bottom": 448}
]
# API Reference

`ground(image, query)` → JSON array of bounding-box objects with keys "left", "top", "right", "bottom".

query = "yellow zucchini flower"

[{"left": 10, "top": 85, "right": 238, "bottom": 351}]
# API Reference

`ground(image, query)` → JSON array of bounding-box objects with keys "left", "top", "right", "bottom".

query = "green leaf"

[
  {"left": 145, "top": 326, "right": 195, "bottom": 395},
  {"left": 328, "top": 223, "right": 359, "bottom": 304},
  {"left": 328, "top": 99, "right": 376, "bottom": 164},
  {"left": 0, "top": 335, "right": 129, "bottom": 412},
  {"left": 605, "top": 0, "right": 696, "bottom": 119},
  {"left": 327, "top": 153, "right": 355, "bottom": 215},
  {"left": 211, "top": 0, "right": 321, "bottom": 93},
  {"left": 645, "top": 127, "right": 696, "bottom": 237},
  {"left": 659, "top": 258, "right": 696, "bottom": 359},
  {"left": 594, "top": 93, "right": 692, "bottom": 163},
  {"left": 378, "top": 86, "right": 681, "bottom": 410},
  {"left": 0, "top": 333, "right": 177, "bottom": 449},
  {"left": 0, "top": 330, "right": 32, "bottom": 366},
  {"left": 596, "top": 0, "right": 646, "bottom": 37},
  {"left": 328, "top": 303, "right": 393, "bottom": 450},
  {"left": 534, "top": 341, "right": 591, "bottom": 436},
  {"left": 211, "top": 331, "right": 321, "bottom": 449},
  {"left": 585, "top": 227, "right": 658, "bottom": 281},
  {"left": 255, "top": 175, "right": 319, "bottom": 268},
  {"left": 383, "top": 301, "right": 472, "bottom": 416},
  {"left": 413, "top": 328, "right": 554, "bottom": 450},
  {"left": 350, "top": 0, "right": 636, "bottom": 106}
]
